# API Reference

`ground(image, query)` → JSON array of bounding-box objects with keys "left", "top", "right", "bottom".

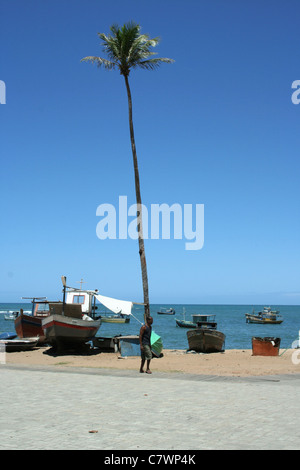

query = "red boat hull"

[{"left": 14, "top": 313, "right": 47, "bottom": 344}]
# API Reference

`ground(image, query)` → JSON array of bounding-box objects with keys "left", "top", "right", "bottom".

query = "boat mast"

[
  {"left": 77, "top": 278, "right": 86, "bottom": 290},
  {"left": 61, "top": 276, "right": 67, "bottom": 316}
]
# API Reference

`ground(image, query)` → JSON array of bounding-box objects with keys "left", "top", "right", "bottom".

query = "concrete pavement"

[{"left": 1, "top": 364, "right": 300, "bottom": 450}]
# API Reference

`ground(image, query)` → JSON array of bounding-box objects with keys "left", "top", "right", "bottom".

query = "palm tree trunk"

[{"left": 124, "top": 74, "right": 150, "bottom": 320}]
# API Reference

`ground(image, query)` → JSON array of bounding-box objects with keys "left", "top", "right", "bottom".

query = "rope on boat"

[{"left": 131, "top": 312, "right": 143, "bottom": 325}]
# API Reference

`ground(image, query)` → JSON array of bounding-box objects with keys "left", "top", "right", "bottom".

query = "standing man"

[{"left": 139, "top": 316, "right": 153, "bottom": 374}]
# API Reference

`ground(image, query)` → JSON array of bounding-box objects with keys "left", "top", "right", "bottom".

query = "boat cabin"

[
  {"left": 192, "top": 314, "right": 217, "bottom": 329},
  {"left": 21, "top": 297, "right": 50, "bottom": 317},
  {"left": 49, "top": 302, "right": 83, "bottom": 319},
  {"left": 47, "top": 290, "right": 99, "bottom": 319},
  {"left": 32, "top": 301, "right": 50, "bottom": 317},
  {"left": 66, "top": 289, "right": 98, "bottom": 316}
]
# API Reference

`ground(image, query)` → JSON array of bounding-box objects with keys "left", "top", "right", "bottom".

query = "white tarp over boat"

[{"left": 95, "top": 294, "right": 133, "bottom": 316}]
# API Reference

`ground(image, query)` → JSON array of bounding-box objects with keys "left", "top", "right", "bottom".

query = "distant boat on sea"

[
  {"left": 175, "top": 309, "right": 197, "bottom": 328},
  {"left": 99, "top": 314, "right": 130, "bottom": 323},
  {"left": 245, "top": 307, "right": 283, "bottom": 324},
  {"left": 4, "top": 311, "right": 18, "bottom": 321},
  {"left": 157, "top": 307, "right": 175, "bottom": 315}
]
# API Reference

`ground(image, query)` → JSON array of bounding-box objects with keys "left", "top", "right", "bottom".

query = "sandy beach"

[
  {"left": 4, "top": 346, "right": 300, "bottom": 377},
  {"left": 2, "top": 346, "right": 300, "bottom": 450}
]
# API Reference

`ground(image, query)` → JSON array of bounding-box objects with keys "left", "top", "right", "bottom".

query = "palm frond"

[
  {"left": 135, "top": 57, "right": 175, "bottom": 70},
  {"left": 80, "top": 56, "right": 116, "bottom": 70}
]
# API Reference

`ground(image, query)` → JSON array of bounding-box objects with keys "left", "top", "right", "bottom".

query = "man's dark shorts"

[{"left": 141, "top": 344, "right": 152, "bottom": 360}]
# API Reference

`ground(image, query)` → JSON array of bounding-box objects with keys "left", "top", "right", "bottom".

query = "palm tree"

[{"left": 81, "top": 22, "right": 174, "bottom": 319}]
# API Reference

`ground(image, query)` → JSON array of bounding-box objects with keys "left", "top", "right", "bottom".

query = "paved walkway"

[{"left": 1, "top": 364, "right": 300, "bottom": 450}]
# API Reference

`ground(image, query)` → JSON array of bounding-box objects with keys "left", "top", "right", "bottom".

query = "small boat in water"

[
  {"left": 99, "top": 313, "right": 130, "bottom": 323},
  {"left": 175, "top": 309, "right": 197, "bottom": 328},
  {"left": 245, "top": 307, "right": 283, "bottom": 324},
  {"left": 186, "top": 315, "right": 225, "bottom": 353},
  {"left": 4, "top": 311, "right": 18, "bottom": 321},
  {"left": 157, "top": 307, "right": 175, "bottom": 315},
  {"left": 0, "top": 336, "right": 39, "bottom": 352},
  {"left": 176, "top": 312, "right": 217, "bottom": 329},
  {"left": 176, "top": 318, "right": 197, "bottom": 328}
]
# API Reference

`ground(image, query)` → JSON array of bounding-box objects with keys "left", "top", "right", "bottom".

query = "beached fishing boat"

[
  {"left": 245, "top": 307, "right": 283, "bottom": 324},
  {"left": 42, "top": 276, "right": 134, "bottom": 350},
  {"left": 15, "top": 298, "right": 50, "bottom": 344},
  {"left": 41, "top": 277, "right": 101, "bottom": 349},
  {"left": 42, "top": 309, "right": 101, "bottom": 349},
  {"left": 187, "top": 329, "right": 225, "bottom": 353},
  {"left": 186, "top": 315, "right": 225, "bottom": 353},
  {"left": 157, "top": 307, "right": 175, "bottom": 315},
  {"left": 0, "top": 336, "right": 39, "bottom": 352},
  {"left": 16, "top": 275, "right": 134, "bottom": 344}
]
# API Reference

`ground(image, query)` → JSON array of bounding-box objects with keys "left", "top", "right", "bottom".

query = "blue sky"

[{"left": 1, "top": 0, "right": 300, "bottom": 304}]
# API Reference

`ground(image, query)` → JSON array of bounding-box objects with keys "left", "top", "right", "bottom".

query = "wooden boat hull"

[
  {"left": 42, "top": 314, "right": 101, "bottom": 348},
  {"left": 0, "top": 337, "right": 39, "bottom": 352},
  {"left": 187, "top": 328, "right": 225, "bottom": 353},
  {"left": 252, "top": 337, "right": 281, "bottom": 356},
  {"left": 15, "top": 313, "right": 47, "bottom": 344}
]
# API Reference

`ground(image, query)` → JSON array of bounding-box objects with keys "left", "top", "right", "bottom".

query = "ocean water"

[{"left": 0, "top": 303, "right": 299, "bottom": 350}]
